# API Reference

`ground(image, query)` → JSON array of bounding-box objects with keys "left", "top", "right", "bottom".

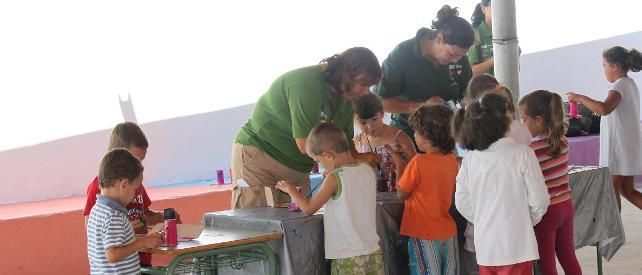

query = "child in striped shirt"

[
  {"left": 87, "top": 148, "right": 162, "bottom": 275},
  {"left": 519, "top": 90, "right": 582, "bottom": 275}
]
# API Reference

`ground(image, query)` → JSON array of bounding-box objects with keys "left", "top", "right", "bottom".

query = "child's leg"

[
  {"left": 408, "top": 238, "right": 441, "bottom": 275},
  {"left": 555, "top": 200, "right": 582, "bottom": 275},
  {"left": 330, "top": 250, "right": 384, "bottom": 275},
  {"left": 611, "top": 175, "right": 623, "bottom": 210},
  {"left": 534, "top": 203, "right": 559, "bottom": 275},
  {"left": 408, "top": 237, "right": 458, "bottom": 275},
  {"left": 620, "top": 175, "right": 642, "bottom": 210},
  {"left": 440, "top": 236, "right": 459, "bottom": 275}
]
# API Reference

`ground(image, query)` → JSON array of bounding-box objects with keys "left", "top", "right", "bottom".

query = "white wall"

[
  {"left": 519, "top": 31, "right": 642, "bottom": 114},
  {"left": 3, "top": 31, "right": 642, "bottom": 205},
  {"left": 0, "top": 104, "right": 254, "bottom": 205}
]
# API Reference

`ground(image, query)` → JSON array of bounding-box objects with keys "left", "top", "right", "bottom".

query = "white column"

[{"left": 491, "top": 0, "right": 520, "bottom": 117}]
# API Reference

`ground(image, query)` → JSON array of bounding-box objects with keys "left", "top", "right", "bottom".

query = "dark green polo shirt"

[
  {"left": 235, "top": 65, "right": 355, "bottom": 173},
  {"left": 467, "top": 21, "right": 494, "bottom": 75},
  {"left": 375, "top": 28, "right": 472, "bottom": 135}
]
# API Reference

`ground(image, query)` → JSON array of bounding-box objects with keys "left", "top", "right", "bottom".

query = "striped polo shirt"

[
  {"left": 529, "top": 137, "right": 571, "bottom": 205},
  {"left": 87, "top": 195, "right": 140, "bottom": 275}
]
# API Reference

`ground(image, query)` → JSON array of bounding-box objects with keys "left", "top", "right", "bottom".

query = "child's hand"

[
  {"left": 130, "top": 219, "right": 145, "bottom": 231},
  {"left": 566, "top": 92, "right": 582, "bottom": 102},
  {"left": 175, "top": 211, "right": 182, "bottom": 224},
  {"left": 276, "top": 180, "right": 296, "bottom": 194},
  {"left": 143, "top": 232, "right": 162, "bottom": 248},
  {"left": 385, "top": 145, "right": 406, "bottom": 166}
]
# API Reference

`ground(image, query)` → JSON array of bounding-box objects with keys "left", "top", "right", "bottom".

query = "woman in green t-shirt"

[
  {"left": 231, "top": 47, "right": 382, "bottom": 209},
  {"left": 468, "top": 0, "right": 495, "bottom": 76}
]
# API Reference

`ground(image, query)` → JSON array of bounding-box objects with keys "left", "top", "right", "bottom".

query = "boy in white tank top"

[{"left": 276, "top": 122, "right": 383, "bottom": 275}]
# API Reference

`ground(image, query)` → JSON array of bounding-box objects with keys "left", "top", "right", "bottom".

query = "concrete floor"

[{"left": 559, "top": 199, "right": 642, "bottom": 275}]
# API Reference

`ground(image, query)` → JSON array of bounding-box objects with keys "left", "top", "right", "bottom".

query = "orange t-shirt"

[{"left": 398, "top": 153, "right": 458, "bottom": 240}]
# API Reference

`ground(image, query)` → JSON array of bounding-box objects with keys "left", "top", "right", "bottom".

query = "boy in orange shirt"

[{"left": 388, "top": 105, "right": 459, "bottom": 275}]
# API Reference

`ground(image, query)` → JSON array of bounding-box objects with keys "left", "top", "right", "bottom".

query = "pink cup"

[{"left": 569, "top": 101, "right": 578, "bottom": 117}]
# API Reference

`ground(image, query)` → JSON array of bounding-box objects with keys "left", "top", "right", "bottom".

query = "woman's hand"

[{"left": 425, "top": 96, "right": 445, "bottom": 106}]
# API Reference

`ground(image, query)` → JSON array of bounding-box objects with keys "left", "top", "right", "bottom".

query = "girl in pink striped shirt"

[{"left": 519, "top": 90, "right": 582, "bottom": 275}]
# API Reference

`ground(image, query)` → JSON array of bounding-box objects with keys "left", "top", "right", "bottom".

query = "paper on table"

[{"left": 149, "top": 223, "right": 204, "bottom": 239}]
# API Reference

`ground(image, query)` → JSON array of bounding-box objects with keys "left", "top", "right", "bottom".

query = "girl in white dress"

[{"left": 568, "top": 46, "right": 642, "bottom": 209}]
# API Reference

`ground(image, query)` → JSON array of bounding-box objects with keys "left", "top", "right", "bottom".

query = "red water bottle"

[
  {"left": 569, "top": 101, "right": 578, "bottom": 117},
  {"left": 163, "top": 208, "right": 177, "bottom": 246}
]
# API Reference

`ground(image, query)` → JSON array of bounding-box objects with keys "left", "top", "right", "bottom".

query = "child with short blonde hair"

[{"left": 276, "top": 122, "right": 383, "bottom": 274}]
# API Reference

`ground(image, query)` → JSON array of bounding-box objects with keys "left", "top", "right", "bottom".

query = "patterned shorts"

[{"left": 330, "top": 249, "right": 384, "bottom": 275}]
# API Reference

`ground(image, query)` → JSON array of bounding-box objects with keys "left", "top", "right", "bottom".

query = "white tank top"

[{"left": 324, "top": 163, "right": 380, "bottom": 259}]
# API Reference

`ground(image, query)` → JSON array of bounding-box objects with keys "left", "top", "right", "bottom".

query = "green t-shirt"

[
  {"left": 467, "top": 21, "right": 494, "bottom": 75},
  {"left": 374, "top": 28, "right": 472, "bottom": 135},
  {"left": 235, "top": 65, "right": 355, "bottom": 173}
]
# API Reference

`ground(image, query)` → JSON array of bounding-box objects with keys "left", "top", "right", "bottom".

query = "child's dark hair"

[
  {"left": 409, "top": 105, "right": 455, "bottom": 154},
  {"left": 519, "top": 90, "right": 567, "bottom": 156},
  {"left": 306, "top": 122, "right": 350, "bottom": 156},
  {"left": 98, "top": 148, "right": 144, "bottom": 188},
  {"left": 452, "top": 92, "right": 510, "bottom": 151},
  {"left": 426, "top": 5, "right": 475, "bottom": 49},
  {"left": 471, "top": 0, "right": 491, "bottom": 28},
  {"left": 603, "top": 46, "right": 642, "bottom": 73},
  {"left": 321, "top": 47, "right": 383, "bottom": 96},
  {"left": 465, "top": 74, "right": 516, "bottom": 115},
  {"left": 108, "top": 122, "right": 149, "bottom": 151},
  {"left": 354, "top": 93, "right": 384, "bottom": 119}
]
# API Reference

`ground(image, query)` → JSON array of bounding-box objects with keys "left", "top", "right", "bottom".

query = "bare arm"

[
  {"left": 295, "top": 138, "right": 307, "bottom": 155},
  {"left": 567, "top": 91, "right": 621, "bottom": 116},
  {"left": 105, "top": 233, "right": 161, "bottom": 263},
  {"left": 276, "top": 175, "right": 337, "bottom": 216},
  {"left": 471, "top": 58, "right": 494, "bottom": 76},
  {"left": 144, "top": 209, "right": 165, "bottom": 226}
]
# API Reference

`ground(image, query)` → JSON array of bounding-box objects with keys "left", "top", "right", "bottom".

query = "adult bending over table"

[
  {"left": 231, "top": 47, "right": 383, "bottom": 209},
  {"left": 374, "top": 5, "right": 474, "bottom": 142}
]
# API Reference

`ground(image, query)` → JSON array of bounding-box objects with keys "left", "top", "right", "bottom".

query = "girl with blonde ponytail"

[{"left": 519, "top": 90, "right": 582, "bottom": 275}]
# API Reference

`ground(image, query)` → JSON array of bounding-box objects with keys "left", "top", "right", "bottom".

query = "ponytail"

[
  {"left": 431, "top": 5, "right": 475, "bottom": 49},
  {"left": 603, "top": 46, "right": 642, "bottom": 73},
  {"left": 626, "top": 49, "right": 642, "bottom": 72},
  {"left": 458, "top": 93, "right": 510, "bottom": 151}
]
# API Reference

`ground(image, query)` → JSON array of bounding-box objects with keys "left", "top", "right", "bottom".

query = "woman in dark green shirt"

[
  {"left": 375, "top": 5, "right": 475, "bottom": 142},
  {"left": 231, "top": 47, "right": 382, "bottom": 209}
]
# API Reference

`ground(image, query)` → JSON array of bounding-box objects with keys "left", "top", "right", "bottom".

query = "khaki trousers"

[{"left": 230, "top": 143, "right": 311, "bottom": 209}]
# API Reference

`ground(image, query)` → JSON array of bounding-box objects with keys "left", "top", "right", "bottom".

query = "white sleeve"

[
  {"left": 608, "top": 79, "right": 626, "bottom": 99},
  {"left": 522, "top": 148, "right": 550, "bottom": 226},
  {"left": 455, "top": 157, "right": 474, "bottom": 223}
]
